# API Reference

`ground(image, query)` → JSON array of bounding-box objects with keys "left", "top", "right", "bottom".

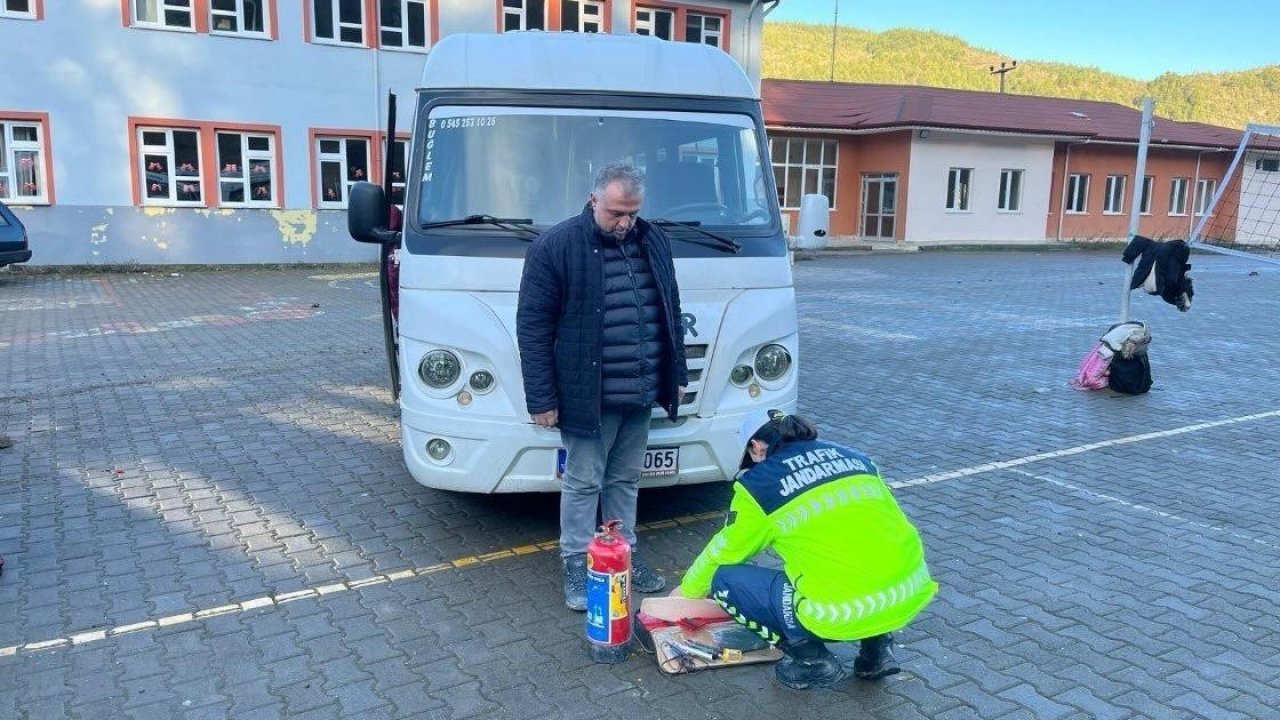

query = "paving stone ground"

[{"left": 1, "top": 250, "right": 1278, "bottom": 719}]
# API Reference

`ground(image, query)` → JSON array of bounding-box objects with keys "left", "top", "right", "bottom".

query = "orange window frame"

[
  {"left": 120, "top": 0, "right": 280, "bottom": 39},
  {"left": 309, "top": 128, "right": 379, "bottom": 208},
  {"left": 0, "top": 111, "right": 56, "bottom": 205},
  {"left": 632, "top": 2, "right": 729, "bottom": 50},
  {"left": 128, "top": 117, "right": 285, "bottom": 208},
  {"left": 495, "top": 0, "right": 614, "bottom": 33},
  {"left": 308, "top": 129, "right": 411, "bottom": 208},
  {"left": 305, "top": 0, "right": 440, "bottom": 49}
]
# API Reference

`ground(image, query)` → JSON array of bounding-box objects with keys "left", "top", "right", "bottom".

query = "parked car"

[{"left": 0, "top": 200, "right": 32, "bottom": 268}]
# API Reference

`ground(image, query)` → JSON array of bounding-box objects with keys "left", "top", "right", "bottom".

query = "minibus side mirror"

[{"left": 348, "top": 181, "right": 399, "bottom": 244}]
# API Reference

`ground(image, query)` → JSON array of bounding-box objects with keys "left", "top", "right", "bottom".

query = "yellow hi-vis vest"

[{"left": 679, "top": 439, "right": 937, "bottom": 641}]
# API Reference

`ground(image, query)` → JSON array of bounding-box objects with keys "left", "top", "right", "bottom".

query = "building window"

[
  {"left": 387, "top": 137, "right": 408, "bottom": 205},
  {"left": 997, "top": 169, "right": 1022, "bottom": 212},
  {"left": 0, "top": 119, "right": 49, "bottom": 204},
  {"left": 132, "top": 119, "right": 282, "bottom": 208},
  {"left": 634, "top": 6, "right": 673, "bottom": 39},
  {"left": 133, "top": 0, "right": 194, "bottom": 30},
  {"left": 139, "top": 127, "right": 204, "bottom": 206},
  {"left": 1194, "top": 178, "right": 1216, "bottom": 216},
  {"left": 210, "top": 0, "right": 269, "bottom": 36},
  {"left": 1169, "top": 177, "right": 1188, "bottom": 216},
  {"left": 315, "top": 135, "right": 372, "bottom": 208},
  {"left": 380, "top": 0, "right": 428, "bottom": 49},
  {"left": 1139, "top": 175, "right": 1153, "bottom": 215},
  {"left": 770, "top": 137, "right": 837, "bottom": 211},
  {"left": 685, "top": 11, "right": 722, "bottom": 48},
  {"left": 1, "top": 0, "right": 40, "bottom": 20},
  {"left": 217, "top": 131, "right": 276, "bottom": 206},
  {"left": 313, "top": 0, "right": 365, "bottom": 45},
  {"left": 946, "top": 167, "right": 972, "bottom": 211},
  {"left": 1257, "top": 157, "right": 1280, "bottom": 172},
  {"left": 502, "top": 0, "right": 544, "bottom": 31},
  {"left": 563, "top": 0, "right": 603, "bottom": 32},
  {"left": 1103, "top": 174, "right": 1126, "bottom": 215},
  {"left": 1065, "top": 173, "right": 1089, "bottom": 214}
]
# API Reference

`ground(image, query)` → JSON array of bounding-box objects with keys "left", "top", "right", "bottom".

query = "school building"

[
  {"left": 3, "top": 2, "right": 1273, "bottom": 264},
  {"left": 763, "top": 79, "right": 1262, "bottom": 246},
  {"left": 0, "top": 0, "right": 776, "bottom": 265}
]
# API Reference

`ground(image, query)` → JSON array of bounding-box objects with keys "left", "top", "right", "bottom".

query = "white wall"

[
  {"left": 906, "top": 131, "right": 1056, "bottom": 244},
  {"left": 0, "top": 0, "right": 764, "bottom": 265},
  {"left": 1235, "top": 152, "right": 1280, "bottom": 246}
]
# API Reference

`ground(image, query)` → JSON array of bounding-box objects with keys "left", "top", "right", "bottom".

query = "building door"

[{"left": 861, "top": 173, "right": 898, "bottom": 239}]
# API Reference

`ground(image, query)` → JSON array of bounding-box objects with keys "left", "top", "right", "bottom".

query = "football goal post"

[{"left": 1189, "top": 123, "right": 1280, "bottom": 264}]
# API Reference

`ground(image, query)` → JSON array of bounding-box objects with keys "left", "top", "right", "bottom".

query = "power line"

[
  {"left": 989, "top": 60, "right": 1018, "bottom": 94},
  {"left": 829, "top": 0, "right": 840, "bottom": 82}
]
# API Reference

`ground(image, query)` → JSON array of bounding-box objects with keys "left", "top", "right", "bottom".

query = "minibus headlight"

[
  {"left": 426, "top": 438, "right": 452, "bottom": 461},
  {"left": 419, "top": 350, "right": 461, "bottom": 388},
  {"left": 469, "top": 370, "right": 496, "bottom": 393},
  {"left": 730, "top": 365, "right": 754, "bottom": 386},
  {"left": 754, "top": 344, "right": 792, "bottom": 382}
]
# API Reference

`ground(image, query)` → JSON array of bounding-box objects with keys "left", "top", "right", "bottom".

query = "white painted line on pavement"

[
  {"left": 1008, "top": 468, "right": 1280, "bottom": 553},
  {"left": 887, "top": 409, "right": 1280, "bottom": 490},
  {"left": 0, "top": 513, "right": 721, "bottom": 660},
  {"left": 5, "top": 408, "right": 1275, "bottom": 661}
]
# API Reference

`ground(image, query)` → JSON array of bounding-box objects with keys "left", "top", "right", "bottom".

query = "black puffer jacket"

[
  {"left": 517, "top": 205, "right": 689, "bottom": 439},
  {"left": 600, "top": 233, "right": 664, "bottom": 409}
]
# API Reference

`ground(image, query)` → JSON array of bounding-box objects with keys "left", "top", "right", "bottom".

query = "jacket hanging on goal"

[{"left": 1122, "top": 236, "right": 1194, "bottom": 312}]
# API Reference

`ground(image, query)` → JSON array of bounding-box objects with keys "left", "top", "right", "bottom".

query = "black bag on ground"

[{"left": 1108, "top": 353, "right": 1152, "bottom": 395}]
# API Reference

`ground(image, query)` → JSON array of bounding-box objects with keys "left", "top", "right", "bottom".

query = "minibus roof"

[{"left": 418, "top": 32, "right": 758, "bottom": 100}]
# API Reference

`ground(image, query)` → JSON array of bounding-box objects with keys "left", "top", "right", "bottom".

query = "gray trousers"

[{"left": 560, "top": 406, "right": 652, "bottom": 557}]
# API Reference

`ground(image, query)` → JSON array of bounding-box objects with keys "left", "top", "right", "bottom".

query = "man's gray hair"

[{"left": 593, "top": 162, "right": 646, "bottom": 198}]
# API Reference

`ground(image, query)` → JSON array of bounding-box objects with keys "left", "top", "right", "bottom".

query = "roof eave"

[{"left": 766, "top": 122, "right": 1244, "bottom": 150}]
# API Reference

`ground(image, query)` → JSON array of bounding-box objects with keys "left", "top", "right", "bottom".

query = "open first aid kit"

[{"left": 636, "top": 597, "right": 783, "bottom": 675}]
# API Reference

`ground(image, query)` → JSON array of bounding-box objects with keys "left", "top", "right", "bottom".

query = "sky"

[{"left": 766, "top": 0, "right": 1280, "bottom": 81}]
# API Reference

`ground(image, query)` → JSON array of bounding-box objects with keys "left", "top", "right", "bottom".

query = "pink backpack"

[
  {"left": 1069, "top": 342, "right": 1111, "bottom": 391},
  {"left": 1069, "top": 322, "right": 1151, "bottom": 391}
]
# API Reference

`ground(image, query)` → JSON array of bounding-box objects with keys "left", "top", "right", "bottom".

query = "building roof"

[
  {"left": 419, "top": 33, "right": 757, "bottom": 100},
  {"left": 762, "top": 79, "right": 1246, "bottom": 149}
]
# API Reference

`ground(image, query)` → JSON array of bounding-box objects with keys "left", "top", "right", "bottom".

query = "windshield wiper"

[
  {"left": 421, "top": 214, "right": 540, "bottom": 239},
  {"left": 650, "top": 219, "right": 740, "bottom": 254}
]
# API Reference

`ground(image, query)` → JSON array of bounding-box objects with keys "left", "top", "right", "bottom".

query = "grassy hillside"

[{"left": 763, "top": 23, "right": 1280, "bottom": 130}]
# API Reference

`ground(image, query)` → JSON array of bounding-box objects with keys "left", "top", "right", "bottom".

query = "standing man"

[{"left": 517, "top": 162, "right": 689, "bottom": 611}]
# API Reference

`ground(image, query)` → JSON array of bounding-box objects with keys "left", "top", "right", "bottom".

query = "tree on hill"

[{"left": 763, "top": 23, "right": 1280, "bottom": 129}]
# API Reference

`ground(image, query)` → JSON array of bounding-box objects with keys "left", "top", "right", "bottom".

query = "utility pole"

[
  {"left": 829, "top": 0, "right": 839, "bottom": 82},
  {"left": 989, "top": 60, "right": 1017, "bottom": 94}
]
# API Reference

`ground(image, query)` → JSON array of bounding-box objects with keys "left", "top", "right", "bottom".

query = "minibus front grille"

[
  {"left": 649, "top": 342, "right": 709, "bottom": 422},
  {"left": 679, "top": 343, "right": 709, "bottom": 416}
]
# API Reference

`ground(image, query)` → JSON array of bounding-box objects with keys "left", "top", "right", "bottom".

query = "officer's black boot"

[
  {"left": 854, "top": 634, "right": 901, "bottom": 680},
  {"left": 775, "top": 640, "right": 846, "bottom": 690}
]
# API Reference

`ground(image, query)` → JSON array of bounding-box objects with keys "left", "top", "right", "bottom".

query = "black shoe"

[
  {"left": 630, "top": 555, "right": 666, "bottom": 593},
  {"left": 563, "top": 554, "right": 587, "bottom": 612},
  {"left": 775, "top": 644, "right": 846, "bottom": 690},
  {"left": 854, "top": 634, "right": 901, "bottom": 680}
]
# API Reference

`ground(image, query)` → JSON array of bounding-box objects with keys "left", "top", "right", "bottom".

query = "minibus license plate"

[{"left": 555, "top": 447, "right": 679, "bottom": 479}]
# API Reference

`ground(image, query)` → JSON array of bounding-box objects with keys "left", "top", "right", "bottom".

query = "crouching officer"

[{"left": 674, "top": 410, "right": 937, "bottom": 689}]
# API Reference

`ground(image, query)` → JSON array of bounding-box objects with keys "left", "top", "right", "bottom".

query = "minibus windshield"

[{"left": 418, "top": 106, "right": 775, "bottom": 231}]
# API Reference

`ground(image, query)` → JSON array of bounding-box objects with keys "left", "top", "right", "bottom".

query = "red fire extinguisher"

[{"left": 585, "top": 519, "right": 632, "bottom": 663}]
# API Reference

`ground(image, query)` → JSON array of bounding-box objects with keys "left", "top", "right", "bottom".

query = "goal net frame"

[{"left": 1189, "top": 123, "right": 1280, "bottom": 264}]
